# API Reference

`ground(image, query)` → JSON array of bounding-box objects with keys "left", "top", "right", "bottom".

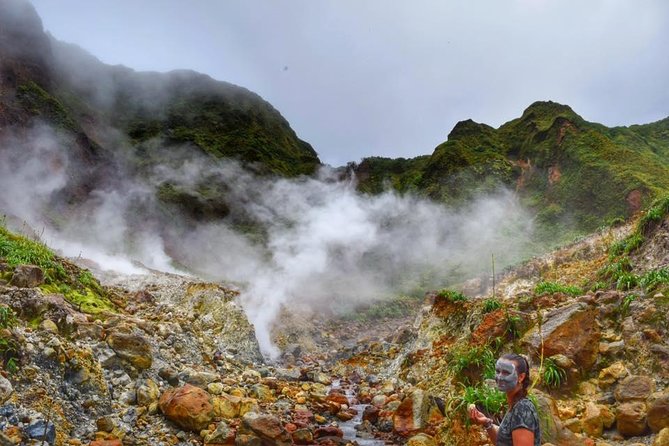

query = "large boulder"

[
  {"left": 532, "top": 391, "right": 586, "bottom": 446},
  {"left": 616, "top": 402, "right": 648, "bottom": 437},
  {"left": 522, "top": 303, "right": 600, "bottom": 371},
  {"left": 614, "top": 375, "right": 655, "bottom": 402},
  {"left": 648, "top": 393, "right": 669, "bottom": 433},
  {"left": 239, "top": 412, "right": 291, "bottom": 446},
  {"left": 158, "top": 384, "right": 215, "bottom": 432},
  {"left": 392, "top": 389, "right": 443, "bottom": 436},
  {"left": 106, "top": 331, "right": 152, "bottom": 370},
  {"left": 581, "top": 402, "right": 603, "bottom": 438},
  {"left": 9, "top": 264, "right": 44, "bottom": 288}
]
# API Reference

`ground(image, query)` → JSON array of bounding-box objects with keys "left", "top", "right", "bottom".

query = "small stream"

[{"left": 330, "top": 380, "right": 386, "bottom": 446}]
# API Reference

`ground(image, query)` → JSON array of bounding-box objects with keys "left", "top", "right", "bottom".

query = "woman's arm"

[
  {"left": 468, "top": 406, "right": 498, "bottom": 443},
  {"left": 511, "top": 428, "right": 534, "bottom": 446}
]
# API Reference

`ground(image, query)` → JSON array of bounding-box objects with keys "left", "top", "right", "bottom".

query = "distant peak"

[
  {"left": 0, "top": 0, "right": 45, "bottom": 38},
  {"left": 447, "top": 119, "right": 494, "bottom": 141},
  {"left": 521, "top": 100, "right": 580, "bottom": 120}
]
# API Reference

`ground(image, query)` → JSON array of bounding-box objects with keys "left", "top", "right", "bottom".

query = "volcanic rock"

[
  {"left": 9, "top": 264, "right": 44, "bottom": 288},
  {"left": 240, "top": 411, "right": 292, "bottom": 445},
  {"left": 615, "top": 375, "right": 655, "bottom": 402},
  {"left": 616, "top": 401, "right": 648, "bottom": 437},
  {"left": 158, "top": 384, "right": 215, "bottom": 432},
  {"left": 106, "top": 331, "right": 152, "bottom": 370},
  {"left": 521, "top": 302, "right": 600, "bottom": 371},
  {"left": 648, "top": 392, "right": 669, "bottom": 433}
]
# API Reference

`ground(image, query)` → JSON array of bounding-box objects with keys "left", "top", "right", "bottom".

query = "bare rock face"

[
  {"left": 158, "top": 384, "right": 215, "bottom": 432},
  {"left": 392, "top": 389, "right": 443, "bottom": 437},
  {"left": 521, "top": 302, "right": 600, "bottom": 372},
  {"left": 616, "top": 401, "right": 648, "bottom": 437},
  {"left": 9, "top": 264, "right": 44, "bottom": 288},
  {"left": 648, "top": 392, "right": 669, "bottom": 433}
]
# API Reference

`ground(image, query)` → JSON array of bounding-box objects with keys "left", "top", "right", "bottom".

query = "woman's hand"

[{"left": 468, "top": 404, "right": 491, "bottom": 426}]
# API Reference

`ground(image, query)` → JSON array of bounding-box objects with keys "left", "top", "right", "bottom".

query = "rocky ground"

[{"left": 0, "top": 216, "right": 668, "bottom": 446}]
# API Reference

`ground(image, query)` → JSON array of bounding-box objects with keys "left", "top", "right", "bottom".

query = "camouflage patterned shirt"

[{"left": 496, "top": 398, "right": 541, "bottom": 446}]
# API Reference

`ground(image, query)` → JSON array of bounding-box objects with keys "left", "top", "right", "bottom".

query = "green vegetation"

[
  {"left": 343, "top": 295, "right": 420, "bottom": 321},
  {"left": 458, "top": 383, "right": 507, "bottom": 418},
  {"left": 0, "top": 225, "right": 115, "bottom": 314},
  {"left": 599, "top": 196, "right": 669, "bottom": 291},
  {"left": 448, "top": 344, "right": 497, "bottom": 383},
  {"left": 0, "top": 306, "right": 20, "bottom": 373},
  {"left": 436, "top": 289, "right": 468, "bottom": 303},
  {"left": 354, "top": 102, "right": 669, "bottom": 248},
  {"left": 618, "top": 294, "right": 638, "bottom": 319},
  {"left": 534, "top": 281, "right": 582, "bottom": 297},
  {"left": 482, "top": 298, "right": 502, "bottom": 313},
  {"left": 353, "top": 156, "right": 430, "bottom": 194},
  {"left": 17, "top": 81, "right": 79, "bottom": 131},
  {"left": 0, "top": 225, "right": 66, "bottom": 283},
  {"left": 117, "top": 86, "right": 320, "bottom": 177},
  {"left": 639, "top": 268, "right": 669, "bottom": 293},
  {"left": 541, "top": 358, "right": 567, "bottom": 389}
]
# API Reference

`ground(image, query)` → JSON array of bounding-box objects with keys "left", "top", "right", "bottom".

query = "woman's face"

[{"left": 495, "top": 358, "right": 519, "bottom": 392}]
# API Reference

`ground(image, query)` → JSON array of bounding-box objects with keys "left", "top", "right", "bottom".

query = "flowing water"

[{"left": 330, "top": 380, "right": 386, "bottom": 446}]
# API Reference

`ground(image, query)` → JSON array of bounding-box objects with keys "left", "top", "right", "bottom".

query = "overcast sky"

[{"left": 30, "top": 0, "right": 669, "bottom": 166}]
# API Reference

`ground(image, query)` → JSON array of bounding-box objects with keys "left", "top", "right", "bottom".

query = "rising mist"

[{"left": 0, "top": 124, "right": 535, "bottom": 358}]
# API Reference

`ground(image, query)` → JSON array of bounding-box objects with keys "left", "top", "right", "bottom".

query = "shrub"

[
  {"left": 542, "top": 358, "right": 567, "bottom": 388},
  {"left": 639, "top": 268, "right": 669, "bottom": 292},
  {"left": 505, "top": 313, "right": 524, "bottom": 339},
  {"left": 449, "top": 344, "right": 497, "bottom": 382}
]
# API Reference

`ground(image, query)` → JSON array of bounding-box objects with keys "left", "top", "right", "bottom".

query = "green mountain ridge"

[{"left": 354, "top": 100, "right": 669, "bottom": 240}]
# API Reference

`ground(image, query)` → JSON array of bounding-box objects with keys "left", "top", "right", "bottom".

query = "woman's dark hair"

[{"left": 501, "top": 353, "right": 531, "bottom": 402}]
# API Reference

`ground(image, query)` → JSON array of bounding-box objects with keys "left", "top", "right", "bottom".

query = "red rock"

[
  {"left": 240, "top": 412, "right": 292, "bottom": 445},
  {"left": 326, "top": 392, "right": 349, "bottom": 406},
  {"left": 470, "top": 309, "right": 508, "bottom": 346},
  {"left": 363, "top": 405, "right": 379, "bottom": 424},
  {"left": 285, "top": 423, "right": 298, "bottom": 433},
  {"left": 159, "top": 384, "right": 215, "bottom": 432},
  {"left": 522, "top": 303, "right": 600, "bottom": 371},
  {"left": 314, "top": 426, "right": 343, "bottom": 439}
]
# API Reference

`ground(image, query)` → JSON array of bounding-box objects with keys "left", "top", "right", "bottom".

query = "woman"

[{"left": 468, "top": 353, "right": 541, "bottom": 446}]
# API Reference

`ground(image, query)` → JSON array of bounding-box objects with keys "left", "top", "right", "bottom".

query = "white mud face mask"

[{"left": 495, "top": 359, "right": 518, "bottom": 392}]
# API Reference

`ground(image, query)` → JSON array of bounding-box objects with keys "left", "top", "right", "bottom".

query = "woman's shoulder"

[{"left": 512, "top": 398, "right": 539, "bottom": 418}]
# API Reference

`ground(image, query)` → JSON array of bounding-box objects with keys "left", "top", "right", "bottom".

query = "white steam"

[{"left": 1, "top": 126, "right": 534, "bottom": 359}]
